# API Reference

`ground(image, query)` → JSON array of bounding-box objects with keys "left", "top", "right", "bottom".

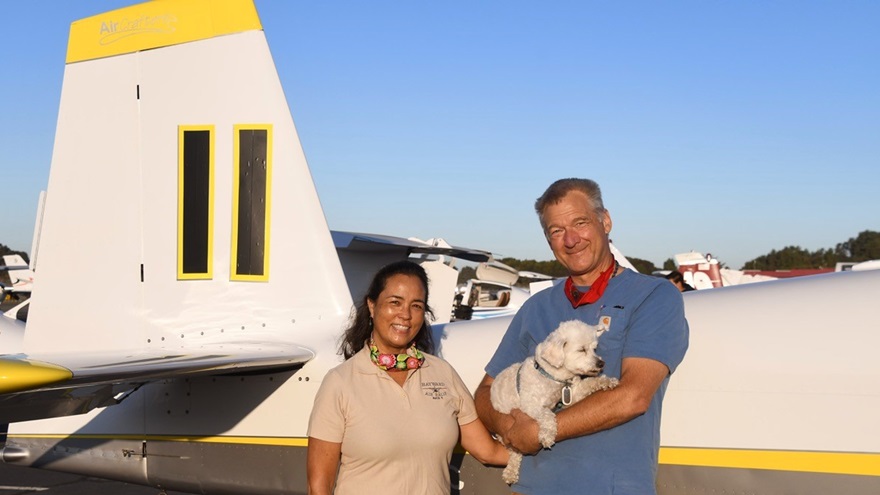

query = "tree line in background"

[
  {"left": 456, "top": 230, "right": 880, "bottom": 284},
  {"left": 740, "top": 230, "right": 880, "bottom": 270}
]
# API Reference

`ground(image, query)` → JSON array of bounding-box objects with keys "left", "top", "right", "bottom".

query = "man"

[{"left": 474, "top": 178, "right": 689, "bottom": 495}]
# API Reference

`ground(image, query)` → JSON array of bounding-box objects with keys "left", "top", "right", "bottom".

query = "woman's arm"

[
  {"left": 306, "top": 437, "right": 341, "bottom": 495},
  {"left": 459, "top": 418, "right": 509, "bottom": 466}
]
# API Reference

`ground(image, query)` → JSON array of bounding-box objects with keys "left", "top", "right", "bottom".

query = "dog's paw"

[
  {"left": 540, "top": 438, "right": 556, "bottom": 449},
  {"left": 502, "top": 466, "right": 519, "bottom": 485},
  {"left": 537, "top": 412, "right": 557, "bottom": 449},
  {"left": 595, "top": 375, "right": 619, "bottom": 390},
  {"left": 566, "top": 374, "right": 619, "bottom": 405},
  {"left": 502, "top": 450, "right": 522, "bottom": 485}
]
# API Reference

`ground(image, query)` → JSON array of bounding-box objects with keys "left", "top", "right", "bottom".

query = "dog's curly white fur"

[{"left": 490, "top": 320, "right": 618, "bottom": 485}]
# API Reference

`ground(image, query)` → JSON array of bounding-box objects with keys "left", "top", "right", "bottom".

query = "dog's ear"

[{"left": 538, "top": 333, "right": 566, "bottom": 368}]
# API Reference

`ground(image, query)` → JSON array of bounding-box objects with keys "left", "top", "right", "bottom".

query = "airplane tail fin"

[{"left": 22, "top": 0, "right": 353, "bottom": 356}]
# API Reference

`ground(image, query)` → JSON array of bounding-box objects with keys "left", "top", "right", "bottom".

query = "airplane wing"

[
  {"left": 0, "top": 265, "right": 29, "bottom": 272},
  {"left": 0, "top": 343, "right": 314, "bottom": 423},
  {"left": 0, "top": 255, "right": 29, "bottom": 271},
  {"left": 332, "top": 230, "right": 493, "bottom": 262}
]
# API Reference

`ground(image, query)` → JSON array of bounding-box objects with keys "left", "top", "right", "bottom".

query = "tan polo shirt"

[{"left": 308, "top": 346, "right": 478, "bottom": 495}]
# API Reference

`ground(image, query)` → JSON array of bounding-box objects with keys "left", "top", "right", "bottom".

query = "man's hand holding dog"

[{"left": 501, "top": 409, "right": 543, "bottom": 454}]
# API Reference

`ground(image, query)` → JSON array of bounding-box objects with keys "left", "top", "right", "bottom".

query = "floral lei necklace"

[{"left": 369, "top": 339, "right": 425, "bottom": 371}]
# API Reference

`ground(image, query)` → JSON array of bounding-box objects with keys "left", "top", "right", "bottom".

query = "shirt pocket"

[{"left": 595, "top": 306, "right": 630, "bottom": 376}]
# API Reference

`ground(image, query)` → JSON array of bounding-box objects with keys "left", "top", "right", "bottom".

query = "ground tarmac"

[{"left": 0, "top": 464, "right": 195, "bottom": 495}]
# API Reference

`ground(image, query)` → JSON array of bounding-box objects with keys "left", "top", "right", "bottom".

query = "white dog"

[{"left": 490, "top": 319, "right": 618, "bottom": 485}]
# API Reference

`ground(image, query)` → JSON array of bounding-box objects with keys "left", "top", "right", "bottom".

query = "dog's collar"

[
  {"left": 533, "top": 360, "right": 575, "bottom": 385},
  {"left": 526, "top": 361, "right": 576, "bottom": 409}
]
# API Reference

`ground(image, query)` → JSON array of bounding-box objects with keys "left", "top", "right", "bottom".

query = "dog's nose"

[{"left": 597, "top": 359, "right": 605, "bottom": 369}]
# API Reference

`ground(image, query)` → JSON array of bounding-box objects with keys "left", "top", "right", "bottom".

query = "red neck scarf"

[{"left": 564, "top": 260, "right": 618, "bottom": 308}]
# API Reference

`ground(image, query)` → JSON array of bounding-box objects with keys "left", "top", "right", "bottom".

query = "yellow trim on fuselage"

[
  {"left": 0, "top": 359, "right": 73, "bottom": 394},
  {"left": 7, "top": 434, "right": 878, "bottom": 478},
  {"left": 660, "top": 447, "right": 880, "bottom": 477},
  {"left": 66, "top": 0, "right": 261, "bottom": 64}
]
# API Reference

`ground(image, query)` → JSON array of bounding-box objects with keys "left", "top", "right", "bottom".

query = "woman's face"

[{"left": 367, "top": 274, "right": 427, "bottom": 354}]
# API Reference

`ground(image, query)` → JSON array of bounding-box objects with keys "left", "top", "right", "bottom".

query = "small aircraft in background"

[
  {"left": 331, "top": 229, "right": 494, "bottom": 324},
  {"left": 1, "top": 2, "right": 878, "bottom": 495},
  {"left": 451, "top": 260, "right": 533, "bottom": 321},
  {"left": 451, "top": 242, "right": 636, "bottom": 321},
  {"left": 0, "top": 254, "right": 34, "bottom": 301},
  {"left": 668, "top": 251, "right": 880, "bottom": 290},
  {"left": 670, "top": 251, "right": 777, "bottom": 289}
]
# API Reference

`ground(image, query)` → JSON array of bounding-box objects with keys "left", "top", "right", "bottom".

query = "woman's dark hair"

[{"left": 339, "top": 260, "right": 435, "bottom": 359}]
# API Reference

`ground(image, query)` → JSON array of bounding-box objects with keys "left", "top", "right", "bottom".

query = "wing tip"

[{"left": 0, "top": 358, "right": 73, "bottom": 394}]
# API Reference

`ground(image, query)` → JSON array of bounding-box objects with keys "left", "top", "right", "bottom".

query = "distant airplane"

[
  {"left": 1, "top": 2, "right": 878, "bottom": 495},
  {"left": 668, "top": 251, "right": 781, "bottom": 289},
  {"left": 452, "top": 243, "right": 636, "bottom": 321},
  {"left": 0, "top": 254, "right": 34, "bottom": 300},
  {"left": 331, "top": 230, "right": 493, "bottom": 324},
  {"left": 671, "top": 251, "right": 880, "bottom": 289}
]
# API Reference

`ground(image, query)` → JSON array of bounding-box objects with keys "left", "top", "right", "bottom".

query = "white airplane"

[
  {"left": 673, "top": 251, "right": 778, "bottom": 289},
  {"left": 452, "top": 261, "right": 532, "bottom": 321},
  {"left": 0, "top": 254, "right": 34, "bottom": 299},
  {"left": 332, "top": 230, "right": 494, "bottom": 325},
  {"left": 1, "top": 2, "right": 879, "bottom": 495},
  {"left": 452, "top": 243, "right": 635, "bottom": 321}
]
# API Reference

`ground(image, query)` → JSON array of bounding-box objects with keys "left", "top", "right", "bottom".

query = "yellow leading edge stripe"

[
  {"left": 66, "top": 0, "right": 262, "bottom": 64},
  {"left": 7, "top": 434, "right": 879, "bottom": 478},
  {"left": 661, "top": 447, "right": 880, "bottom": 477},
  {"left": 0, "top": 359, "right": 73, "bottom": 394}
]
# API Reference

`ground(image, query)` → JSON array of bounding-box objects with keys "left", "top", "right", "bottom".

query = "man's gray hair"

[{"left": 534, "top": 178, "right": 606, "bottom": 229}]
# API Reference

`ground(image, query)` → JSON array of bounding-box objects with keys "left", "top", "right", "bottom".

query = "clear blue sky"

[{"left": 1, "top": 1, "right": 878, "bottom": 270}]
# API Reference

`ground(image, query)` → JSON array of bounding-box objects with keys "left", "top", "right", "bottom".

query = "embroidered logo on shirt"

[{"left": 422, "top": 381, "right": 448, "bottom": 400}]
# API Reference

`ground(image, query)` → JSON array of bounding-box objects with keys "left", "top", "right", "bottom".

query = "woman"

[{"left": 307, "top": 260, "right": 507, "bottom": 494}]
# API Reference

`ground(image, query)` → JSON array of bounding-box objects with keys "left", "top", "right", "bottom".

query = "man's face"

[{"left": 542, "top": 190, "right": 612, "bottom": 285}]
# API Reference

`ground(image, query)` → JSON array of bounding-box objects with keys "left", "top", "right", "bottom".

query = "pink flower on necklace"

[
  {"left": 376, "top": 353, "right": 397, "bottom": 368},
  {"left": 369, "top": 338, "right": 425, "bottom": 371}
]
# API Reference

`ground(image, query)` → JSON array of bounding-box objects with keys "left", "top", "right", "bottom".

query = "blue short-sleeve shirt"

[{"left": 485, "top": 269, "right": 689, "bottom": 495}]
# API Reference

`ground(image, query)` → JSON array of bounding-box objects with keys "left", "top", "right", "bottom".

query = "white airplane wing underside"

[{"left": 0, "top": 343, "right": 314, "bottom": 423}]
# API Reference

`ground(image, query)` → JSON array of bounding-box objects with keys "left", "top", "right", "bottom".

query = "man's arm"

[
  {"left": 556, "top": 356, "right": 668, "bottom": 440},
  {"left": 499, "top": 357, "right": 669, "bottom": 453}
]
